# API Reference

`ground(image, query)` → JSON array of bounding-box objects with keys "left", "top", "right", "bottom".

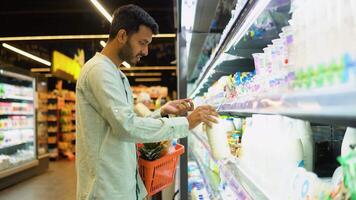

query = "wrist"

[{"left": 160, "top": 108, "right": 168, "bottom": 117}]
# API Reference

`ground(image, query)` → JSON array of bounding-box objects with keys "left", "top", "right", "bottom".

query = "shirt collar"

[{"left": 95, "top": 52, "right": 126, "bottom": 79}]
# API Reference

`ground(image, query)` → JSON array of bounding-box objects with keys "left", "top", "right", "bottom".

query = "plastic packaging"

[
  {"left": 205, "top": 116, "right": 234, "bottom": 160},
  {"left": 341, "top": 127, "right": 356, "bottom": 157}
]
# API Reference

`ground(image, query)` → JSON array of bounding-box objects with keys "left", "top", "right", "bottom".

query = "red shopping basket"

[{"left": 138, "top": 144, "right": 184, "bottom": 196}]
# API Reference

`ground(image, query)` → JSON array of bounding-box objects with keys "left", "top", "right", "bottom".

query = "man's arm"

[{"left": 86, "top": 64, "right": 189, "bottom": 143}]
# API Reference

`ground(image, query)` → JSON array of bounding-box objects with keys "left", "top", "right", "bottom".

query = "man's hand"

[
  {"left": 160, "top": 99, "right": 194, "bottom": 116},
  {"left": 186, "top": 105, "right": 218, "bottom": 130}
]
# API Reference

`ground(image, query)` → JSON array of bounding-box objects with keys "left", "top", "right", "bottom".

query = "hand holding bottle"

[{"left": 186, "top": 105, "right": 218, "bottom": 129}]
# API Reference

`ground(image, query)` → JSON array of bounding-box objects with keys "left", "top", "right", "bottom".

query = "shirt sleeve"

[
  {"left": 147, "top": 108, "right": 163, "bottom": 119},
  {"left": 86, "top": 63, "right": 189, "bottom": 143}
]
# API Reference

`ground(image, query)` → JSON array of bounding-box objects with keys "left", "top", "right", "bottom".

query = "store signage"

[{"left": 52, "top": 51, "right": 82, "bottom": 80}]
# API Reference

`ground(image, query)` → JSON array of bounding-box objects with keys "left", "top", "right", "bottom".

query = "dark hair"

[{"left": 109, "top": 4, "right": 159, "bottom": 40}]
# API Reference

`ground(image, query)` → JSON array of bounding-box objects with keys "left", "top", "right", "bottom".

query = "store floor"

[{"left": 0, "top": 160, "right": 76, "bottom": 200}]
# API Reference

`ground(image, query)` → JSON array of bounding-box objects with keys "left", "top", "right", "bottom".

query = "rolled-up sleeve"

[
  {"left": 147, "top": 108, "right": 163, "bottom": 119},
  {"left": 86, "top": 63, "right": 189, "bottom": 143}
]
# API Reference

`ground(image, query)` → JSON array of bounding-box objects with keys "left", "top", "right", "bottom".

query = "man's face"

[{"left": 118, "top": 25, "right": 153, "bottom": 65}]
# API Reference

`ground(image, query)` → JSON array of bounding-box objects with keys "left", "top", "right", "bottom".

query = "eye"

[{"left": 139, "top": 41, "right": 146, "bottom": 46}]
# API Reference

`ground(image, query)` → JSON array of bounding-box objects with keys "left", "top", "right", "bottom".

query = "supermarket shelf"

[
  {"left": 0, "top": 113, "right": 34, "bottom": 116},
  {"left": 0, "top": 95, "right": 34, "bottom": 101},
  {"left": 0, "top": 159, "right": 39, "bottom": 179},
  {"left": 189, "top": 0, "right": 258, "bottom": 98},
  {"left": 38, "top": 153, "right": 50, "bottom": 160},
  {"left": 190, "top": 152, "right": 222, "bottom": 200},
  {"left": 0, "top": 141, "right": 34, "bottom": 155},
  {"left": 48, "top": 131, "right": 58, "bottom": 133},
  {"left": 191, "top": 130, "right": 271, "bottom": 199},
  {"left": 217, "top": 85, "right": 356, "bottom": 127},
  {"left": 0, "top": 127, "right": 34, "bottom": 131},
  {"left": 191, "top": 131, "right": 251, "bottom": 199},
  {"left": 61, "top": 130, "right": 75, "bottom": 133},
  {"left": 221, "top": 159, "right": 271, "bottom": 200},
  {"left": 0, "top": 70, "right": 34, "bottom": 82}
]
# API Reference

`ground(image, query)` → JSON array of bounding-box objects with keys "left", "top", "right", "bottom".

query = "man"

[{"left": 76, "top": 4, "right": 218, "bottom": 200}]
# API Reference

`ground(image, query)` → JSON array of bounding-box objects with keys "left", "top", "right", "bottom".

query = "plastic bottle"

[
  {"left": 284, "top": 118, "right": 304, "bottom": 169},
  {"left": 168, "top": 139, "right": 177, "bottom": 154},
  {"left": 341, "top": 127, "right": 356, "bottom": 157},
  {"left": 294, "top": 120, "right": 314, "bottom": 171},
  {"left": 205, "top": 116, "right": 234, "bottom": 160}
]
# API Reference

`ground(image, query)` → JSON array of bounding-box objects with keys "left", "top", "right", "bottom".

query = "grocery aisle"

[{"left": 0, "top": 160, "right": 76, "bottom": 200}]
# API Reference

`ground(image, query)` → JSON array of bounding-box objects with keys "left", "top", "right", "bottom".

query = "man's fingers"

[
  {"left": 203, "top": 120, "right": 212, "bottom": 128},
  {"left": 189, "top": 101, "right": 195, "bottom": 110},
  {"left": 206, "top": 115, "right": 218, "bottom": 123},
  {"left": 182, "top": 102, "right": 193, "bottom": 111},
  {"left": 200, "top": 109, "right": 219, "bottom": 117},
  {"left": 197, "top": 105, "right": 216, "bottom": 112}
]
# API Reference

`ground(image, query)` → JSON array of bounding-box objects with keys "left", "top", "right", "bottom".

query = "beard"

[{"left": 118, "top": 40, "right": 143, "bottom": 66}]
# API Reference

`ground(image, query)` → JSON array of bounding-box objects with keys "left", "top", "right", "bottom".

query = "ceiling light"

[
  {"left": 89, "top": 0, "right": 112, "bottom": 22},
  {"left": 181, "top": 0, "right": 197, "bottom": 31},
  {"left": 31, "top": 68, "right": 51, "bottom": 72},
  {"left": 122, "top": 61, "right": 131, "bottom": 69},
  {"left": 100, "top": 40, "right": 106, "bottom": 47},
  {"left": 135, "top": 78, "right": 161, "bottom": 82},
  {"left": 153, "top": 34, "right": 175, "bottom": 38},
  {"left": 2, "top": 43, "right": 51, "bottom": 66},
  {"left": 0, "top": 34, "right": 176, "bottom": 41}
]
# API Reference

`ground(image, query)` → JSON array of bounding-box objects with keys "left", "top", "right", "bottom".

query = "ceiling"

[
  {"left": 0, "top": 0, "right": 177, "bottom": 89},
  {"left": 0, "top": 0, "right": 175, "bottom": 36}
]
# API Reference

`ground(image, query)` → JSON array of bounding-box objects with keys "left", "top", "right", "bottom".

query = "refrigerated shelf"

[
  {"left": 190, "top": 0, "right": 274, "bottom": 98},
  {"left": 0, "top": 127, "right": 34, "bottom": 131},
  {"left": 0, "top": 113, "right": 34, "bottom": 116},
  {"left": 190, "top": 152, "right": 220, "bottom": 200},
  {"left": 0, "top": 141, "right": 34, "bottom": 155},
  {"left": 0, "top": 159, "right": 38, "bottom": 179},
  {"left": 191, "top": 131, "right": 254, "bottom": 199},
  {"left": 191, "top": 130, "right": 273, "bottom": 200},
  {"left": 0, "top": 95, "right": 34, "bottom": 101},
  {"left": 216, "top": 84, "right": 356, "bottom": 126},
  {"left": 189, "top": 0, "right": 251, "bottom": 97}
]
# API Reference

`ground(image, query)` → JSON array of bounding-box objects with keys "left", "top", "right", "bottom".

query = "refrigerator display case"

[
  {"left": 0, "top": 69, "right": 38, "bottom": 179},
  {"left": 177, "top": 0, "right": 356, "bottom": 199}
]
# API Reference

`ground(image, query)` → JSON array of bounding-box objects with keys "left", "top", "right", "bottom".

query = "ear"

[{"left": 116, "top": 29, "right": 128, "bottom": 44}]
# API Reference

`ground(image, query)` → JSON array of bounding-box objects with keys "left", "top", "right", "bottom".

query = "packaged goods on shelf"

[
  {"left": 0, "top": 129, "right": 34, "bottom": 148},
  {"left": 0, "top": 147, "right": 35, "bottom": 171},
  {"left": 0, "top": 83, "right": 33, "bottom": 100},
  {"left": 0, "top": 102, "right": 34, "bottom": 115},
  {"left": 0, "top": 116, "right": 34, "bottom": 130},
  {"left": 205, "top": 116, "right": 234, "bottom": 160}
]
